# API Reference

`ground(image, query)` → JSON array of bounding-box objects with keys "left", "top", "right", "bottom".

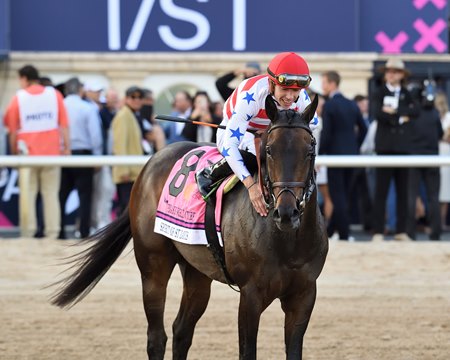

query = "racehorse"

[{"left": 52, "top": 94, "right": 328, "bottom": 359}]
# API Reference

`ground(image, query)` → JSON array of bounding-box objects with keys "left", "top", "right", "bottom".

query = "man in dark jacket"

[
  {"left": 406, "top": 81, "right": 443, "bottom": 240},
  {"left": 319, "top": 70, "right": 367, "bottom": 240},
  {"left": 371, "top": 58, "right": 420, "bottom": 242}
]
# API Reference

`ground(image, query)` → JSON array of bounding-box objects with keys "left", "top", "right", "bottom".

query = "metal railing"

[
  {"left": 1, "top": 154, "right": 449, "bottom": 237},
  {"left": 1, "top": 154, "right": 450, "bottom": 168}
]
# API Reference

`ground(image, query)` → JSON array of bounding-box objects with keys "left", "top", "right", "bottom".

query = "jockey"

[{"left": 196, "top": 52, "right": 318, "bottom": 216}]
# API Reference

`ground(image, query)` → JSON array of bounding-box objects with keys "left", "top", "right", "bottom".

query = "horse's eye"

[{"left": 266, "top": 145, "right": 272, "bottom": 156}]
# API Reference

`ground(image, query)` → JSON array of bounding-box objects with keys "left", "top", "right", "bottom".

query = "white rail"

[{"left": 0, "top": 155, "right": 450, "bottom": 168}]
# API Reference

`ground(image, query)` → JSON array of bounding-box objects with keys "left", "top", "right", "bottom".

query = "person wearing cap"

[
  {"left": 111, "top": 86, "right": 146, "bottom": 215},
  {"left": 4, "top": 64, "right": 70, "bottom": 239},
  {"left": 59, "top": 77, "right": 103, "bottom": 239},
  {"left": 83, "top": 80, "right": 104, "bottom": 109},
  {"left": 84, "top": 82, "right": 115, "bottom": 234},
  {"left": 371, "top": 58, "right": 420, "bottom": 242},
  {"left": 196, "top": 52, "right": 318, "bottom": 216},
  {"left": 215, "top": 61, "right": 262, "bottom": 101}
]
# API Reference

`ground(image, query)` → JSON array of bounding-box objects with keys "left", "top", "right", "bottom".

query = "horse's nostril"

[
  {"left": 273, "top": 206, "right": 297, "bottom": 224},
  {"left": 273, "top": 209, "right": 280, "bottom": 220}
]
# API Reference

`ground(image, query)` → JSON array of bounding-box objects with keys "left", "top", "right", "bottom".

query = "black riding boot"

[{"left": 196, "top": 157, "right": 232, "bottom": 200}]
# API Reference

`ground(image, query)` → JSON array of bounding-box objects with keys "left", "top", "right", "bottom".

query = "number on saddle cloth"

[{"left": 168, "top": 149, "right": 207, "bottom": 197}]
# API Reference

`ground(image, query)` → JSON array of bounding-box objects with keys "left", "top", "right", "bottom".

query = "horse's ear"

[
  {"left": 303, "top": 94, "right": 319, "bottom": 123},
  {"left": 265, "top": 95, "right": 278, "bottom": 122}
]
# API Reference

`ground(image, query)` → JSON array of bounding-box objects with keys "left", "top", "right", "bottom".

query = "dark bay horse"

[{"left": 52, "top": 95, "right": 328, "bottom": 359}]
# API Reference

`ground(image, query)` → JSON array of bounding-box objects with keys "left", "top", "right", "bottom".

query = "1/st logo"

[{"left": 107, "top": 0, "right": 247, "bottom": 51}]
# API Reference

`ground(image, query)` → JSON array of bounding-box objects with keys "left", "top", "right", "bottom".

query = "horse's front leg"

[
  {"left": 280, "top": 282, "right": 317, "bottom": 360},
  {"left": 237, "top": 286, "right": 268, "bottom": 360}
]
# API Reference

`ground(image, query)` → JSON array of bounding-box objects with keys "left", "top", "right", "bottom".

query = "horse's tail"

[{"left": 50, "top": 207, "right": 132, "bottom": 308}]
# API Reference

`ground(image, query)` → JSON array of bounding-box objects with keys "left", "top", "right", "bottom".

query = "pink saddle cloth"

[{"left": 154, "top": 146, "right": 233, "bottom": 246}]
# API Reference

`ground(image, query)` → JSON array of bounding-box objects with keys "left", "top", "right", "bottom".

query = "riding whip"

[{"left": 155, "top": 114, "right": 257, "bottom": 134}]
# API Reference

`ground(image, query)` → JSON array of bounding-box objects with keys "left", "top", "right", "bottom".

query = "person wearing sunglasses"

[{"left": 196, "top": 52, "right": 318, "bottom": 216}]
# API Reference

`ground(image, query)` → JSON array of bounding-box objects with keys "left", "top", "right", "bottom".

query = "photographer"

[{"left": 406, "top": 80, "right": 443, "bottom": 240}]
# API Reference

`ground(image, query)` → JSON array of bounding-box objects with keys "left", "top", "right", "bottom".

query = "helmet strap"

[{"left": 269, "top": 79, "right": 276, "bottom": 95}]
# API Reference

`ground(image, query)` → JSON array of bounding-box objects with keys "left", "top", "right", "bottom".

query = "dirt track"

[{"left": 1, "top": 238, "right": 449, "bottom": 360}]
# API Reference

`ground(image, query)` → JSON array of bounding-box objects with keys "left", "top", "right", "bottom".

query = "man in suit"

[
  {"left": 319, "top": 71, "right": 367, "bottom": 240},
  {"left": 371, "top": 59, "right": 420, "bottom": 242}
]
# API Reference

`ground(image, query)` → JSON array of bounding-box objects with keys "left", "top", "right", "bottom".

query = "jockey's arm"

[{"left": 220, "top": 98, "right": 259, "bottom": 181}]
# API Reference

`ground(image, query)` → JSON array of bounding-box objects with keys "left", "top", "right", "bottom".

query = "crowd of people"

[
  {"left": 1, "top": 65, "right": 167, "bottom": 239},
  {"left": 314, "top": 58, "right": 450, "bottom": 241},
  {"left": 0, "top": 54, "right": 449, "bottom": 241}
]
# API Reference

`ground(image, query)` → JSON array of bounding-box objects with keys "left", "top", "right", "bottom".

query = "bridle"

[{"left": 261, "top": 120, "right": 317, "bottom": 214}]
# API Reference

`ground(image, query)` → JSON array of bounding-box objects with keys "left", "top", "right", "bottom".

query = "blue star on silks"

[
  {"left": 221, "top": 147, "right": 230, "bottom": 157},
  {"left": 232, "top": 111, "right": 237, "bottom": 116},
  {"left": 304, "top": 91, "right": 310, "bottom": 101},
  {"left": 246, "top": 114, "right": 252, "bottom": 121},
  {"left": 311, "top": 116, "right": 318, "bottom": 126},
  {"left": 243, "top": 92, "right": 255, "bottom": 104},
  {"left": 230, "top": 127, "right": 244, "bottom": 141}
]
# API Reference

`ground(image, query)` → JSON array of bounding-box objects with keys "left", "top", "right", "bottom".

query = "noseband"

[{"left": 262, "top": 122, "right": 317, "bottom": 212}]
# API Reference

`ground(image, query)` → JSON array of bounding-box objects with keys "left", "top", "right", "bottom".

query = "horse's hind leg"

[
  {"left": 172, "top": 260, "right": 212, "bottom": 360},
  {"left": 135, "top": 241, "right": 177, "bottom": 360}
]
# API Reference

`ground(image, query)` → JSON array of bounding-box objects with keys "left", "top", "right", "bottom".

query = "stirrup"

[
  {"left": 195, "top": 170, "right": 220, "bottom": 201},
  {"left": 196, "top": 171, "right": 225, "bottom": 201},
  {"left": 196, "top": 157, "right": 231, "bottom": 201}
]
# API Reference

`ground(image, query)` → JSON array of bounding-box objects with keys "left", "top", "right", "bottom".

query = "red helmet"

[{"left": 267, "top": 52, "right": 311, "bottom": 89}]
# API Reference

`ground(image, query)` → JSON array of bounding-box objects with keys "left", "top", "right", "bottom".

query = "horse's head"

[{"left": 262, "top": 94, "right": 318, "bottom": 231}]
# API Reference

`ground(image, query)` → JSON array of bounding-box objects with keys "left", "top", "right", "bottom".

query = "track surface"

[{"left": 1, "top": 238, "right": 449, "bottom": 359}]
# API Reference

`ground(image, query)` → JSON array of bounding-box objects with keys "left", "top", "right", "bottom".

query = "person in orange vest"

[{"left": 4, "top": 64, "right": 70, "bottom": 239}]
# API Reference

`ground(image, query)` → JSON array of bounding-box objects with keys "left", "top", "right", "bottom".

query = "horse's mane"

[{"left": 277, "top": 109, "right": 310, "bottom": 127}]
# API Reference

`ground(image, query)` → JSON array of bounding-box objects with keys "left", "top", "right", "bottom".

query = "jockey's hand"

[{"left": 244, "top": 178, "right": 268, "bottom": 217}]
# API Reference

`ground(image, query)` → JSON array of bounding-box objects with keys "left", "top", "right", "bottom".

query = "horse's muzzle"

[{"left": 273, "top": 205, "right": 301, "bottom": 231}]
